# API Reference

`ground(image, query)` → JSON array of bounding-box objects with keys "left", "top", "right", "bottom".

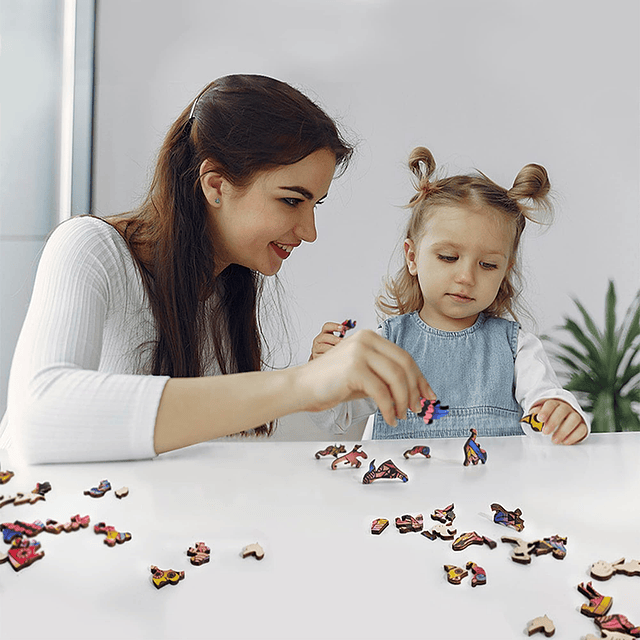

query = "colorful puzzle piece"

[
  {"left": 463, "top": 429, "right": 487, "bottom": 465},
  {"left": 1, "top": 520, "right": 45, "bottom": 542},
  {"left": 466, "top": 561, "right": 486, "bottom": 587},
  {"left": 242, "top": 543, "right": 264, "bottom": 560},
  {"left": 395, "top": 514, "right": 423, "bottom": 534},
  {"left": 32, "top": 482, "right": 51, "bottom": 496},
  {"left": 491, "top": 503, "right": 524, "bottom": 531},
  {"left": 533, "top": 535, "right": 567, "bottom": 560},
  {"left": 187, "top": 542, "right": 210, "bottom": 566},
  {"left": 578, "top": 581, "right": 613, "bottom": 617},
  {"left": 521, "top": 413, "right": 544, "bottom": 432},
  {"left": 0, "top": 470, "right": 15, "bottom": 484},
  {"left": 584, "top": 633, "right": 637, "bottom": 640},
  {"left": 315, "top": 444, "right": 347, "bottom": 459},
  {"left": 371, "top": 518, "right": 389, "bottom": 535},
  {"left": 7, "top": 538, "right": 44, "bottom": 572},
  {"left": 417, "top": 398, "right": 449, "bottom": 424},
  {"left": 527, "top": 615, "right": 555, "bottom": 637},
  {"left": 444, "top": 564, "right": 468, "bottom": 585},
  {"left": 150, "top": 565, "right": 185, "bottom": 589},
  {"left": 452, "top": 531, "right": 496, "bottom": 551},
  {"left": 403, "top": 445, "right": 431, "bottom": 459},
  {"left": 422, "top": 523, "right": 457, "bottom": 541},
  {"left": 362, "top": 459, "right": 408, "bottom": 484},
  {"left": 431, "top": 503, "right": 455, "bottom": 523},
  {"left": 94, "top": 522, "right": 132, "bottom": 546},
  {"left": 84, "top": 479, "right": 111, "bottom": 498},
  {"left": 595, "top": 614, "right": 640, "bottom": 636},
  {"left": 339, "top": 319, "right": 356, "bottom": 338},
  {"left": 331, "top": 444, "right": 368, "bottom": 470}
]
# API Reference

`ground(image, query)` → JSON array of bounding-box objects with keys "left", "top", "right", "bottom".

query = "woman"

[{"left": 2, "top": 74, "right": 433, "bottom": 463}]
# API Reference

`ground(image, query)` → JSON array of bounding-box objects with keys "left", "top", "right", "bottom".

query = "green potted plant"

[{"left": 544, "top": 280, "right": 640, "bottom": 432}]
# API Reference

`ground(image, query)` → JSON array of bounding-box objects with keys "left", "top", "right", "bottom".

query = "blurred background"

[{"left": 1, "top": 0, "right": 638, "bottom": 438}]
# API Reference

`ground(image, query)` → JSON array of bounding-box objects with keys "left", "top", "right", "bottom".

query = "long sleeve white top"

[
  {"left": 1, "top": 217, "right": 172, "bottom": 463},
  {"left": 308, "top": 326, "right": 591, "bottom": 438}
]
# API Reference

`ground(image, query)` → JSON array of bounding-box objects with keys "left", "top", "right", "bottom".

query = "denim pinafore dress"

[{"left": 372, "top": 312, "right": 523, "bottom": 439}]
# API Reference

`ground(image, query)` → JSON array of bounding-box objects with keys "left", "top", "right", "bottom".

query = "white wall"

[{"left": 93, "top": 0, "right": 639, "bottom": 438}]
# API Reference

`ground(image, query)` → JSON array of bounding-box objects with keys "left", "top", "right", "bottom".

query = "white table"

[{"left": 1, "top": 433, "right": 639, "bottom": 640}]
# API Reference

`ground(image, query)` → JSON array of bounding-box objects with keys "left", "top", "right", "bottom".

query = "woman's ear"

[
  {"left": 199, "top": 160, "right": 224, "bottom": 207},
  {"left": 404, "top": 238, "right": 418, "bottom": 276}
]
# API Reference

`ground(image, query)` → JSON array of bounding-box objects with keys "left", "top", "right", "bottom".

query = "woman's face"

[{"left": 207, "top": 149, "right": 336, "bottom": 276}]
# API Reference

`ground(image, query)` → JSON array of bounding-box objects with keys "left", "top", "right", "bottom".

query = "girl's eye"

[
  {"left": 480, "top": 262, "right": 498, "bottom": 270},
  {"left": 282, "top": 198, "right": 303, "bottom": 207},
  {"left": 438, "top": 254, "right": 457, "bottom": 263}
]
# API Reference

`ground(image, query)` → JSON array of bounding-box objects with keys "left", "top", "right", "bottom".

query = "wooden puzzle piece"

[
  {"left": 578, "top": 581, "right": 613, "bottom": 617},
  {"left": 444, "top": 564, "right": 468, "bottom": 585},
  {"left": 371, "top": 518, "right": 389, "bottom": 535},
  {"left": 187, "top": 541, "right": 210, "bottom": 565},
  {"left": 501, "top": 536, "right": 536, "bottom": 564},
  {"left": 584, "top": 632, "right": 637, "bottom": 640},
  {"left": 532, "top": 535, "right": 567, "bottom": 560},
  {"left": 395, "top": 514, "right": 423, "bottom": 534},
  {"left": 12, "top": 491, "right": 46, "bottom": 506},
  {"left": 591, "top": 558, "right": 640, "bottom": 580},
  {"left": 0, "top": 494, "right": 16, "bottom": 508},
  {"left": 0, "top": 470, "right": 15, "bottom": 484},
  {"left": 150, "top": 565, "right": 185, "bottom": 589},
  {"left": 613, "top": 559, "right": 640, "bottom": 577},
  {"left": 31, "top": 482, "right": 51, "bottom": 496},
  {"left": 466, "top": 561, "right": 486, "bottom": 587},
  {"left": 463, "top": 429, "right": 487, "bottom": 465},
  {"left": 521, "top": 413, "right": 544, "bottom": 432},
  {"left": 114, "top": 487, "right": 129, "bottom": 499},
  {"left": 417, "top": 398, "right": 449, "bottom": 424},
  {"left": 94, "top": 522, "right": 132, "bottom": 546},
  {"left": 403, "top": 445, "right": 431, "bottom": 459},
  {"left": 62, "top": 514, "right": 90, "bottom": 532},
  {"left": 490, "top": 503, "right": 524, "bottom": 531},
  {"left": 452, "top": 531, "right": 496, "bottom": 551},
  {"left": 1, "top": 520, "right": 45, "bottom": 542},
  {"left": 431, "top": 503, "right": 455, "bottom": 523},
  {"left": 422, "top": 523, "right": 457, "bottom": 541},
  {"left": 595, "top": 614, "right": 640, "bottom": 637},
  {"left": 242, "top": 543, "right": 264, "bottom": 560},
  {"left": 527, "top": 615, "right": 555, "bottom": 637},
  {"left": 84, "top": 479, "right": 111, "bottom": 498},
  {"left": 7, "top": 538, "right": 44, "bottom": 572},
  {"left": 362, "top": 459, "right": 408, "bottom": 484},
  {"left": 331, "top": 445, "right": 368, "bottom": 470},
  {"left": 315, "top": 444, "right": 347, "bottom": 459},
  {"left": 338, "top": 319, "right": 357, "bottom": 338}
]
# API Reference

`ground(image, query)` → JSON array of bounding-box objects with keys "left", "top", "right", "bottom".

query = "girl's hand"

[
  {"left": 532, "top": 399, "right": 587, "bottom": 445},
  {"left": 309, "top": 322, "right": 347, "bottom": 360},
  {"left": 296, "top": 329, "right": 436, "bottom": 426}
]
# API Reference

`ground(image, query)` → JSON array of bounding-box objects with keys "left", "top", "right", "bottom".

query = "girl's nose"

[
  {"left": 454, "top": 262, "right": 475, "bottom": 285},
  {"left": 295, "top": 207, "right": 318, "bottom": 243}
]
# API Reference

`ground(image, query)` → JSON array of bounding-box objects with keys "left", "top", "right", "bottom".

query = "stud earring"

[{"left": 215, "top": 198, "right": 220, "bottom": 204}]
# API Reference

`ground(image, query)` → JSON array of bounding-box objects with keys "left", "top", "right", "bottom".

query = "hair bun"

[
  {"left": 408, "top": 147, "right": 436, "bottom": 200},
  {"left": 507, "top": 164, "right": 550, "bottom": 201}
]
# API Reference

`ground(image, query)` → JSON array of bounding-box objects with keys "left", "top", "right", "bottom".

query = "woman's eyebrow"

[{"left": 279, "top": 186, "right": 328, "bottom": 201}]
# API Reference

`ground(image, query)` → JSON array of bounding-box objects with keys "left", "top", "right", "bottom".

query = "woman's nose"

[{"left": 295, "top": 207, "right": 317, "bottom": 243}]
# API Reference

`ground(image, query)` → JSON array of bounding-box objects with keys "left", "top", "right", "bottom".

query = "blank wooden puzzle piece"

[
  {"left": 395, "top": 514, "right": 423, "bottom": 534},
  {"left": 452, "top": 531, "right": 496, "bottom": 551},
  {"left": 431, "top": 503, "right": 455, "bottom": 523},
  {"left": 403, "top": 445, "right": 431, "bottom": 459},
  {"left": 331, "top": 445, "right": 368, "bottom": 470},
  {"left": 187, "top": 541, "right": 211, "bottom": 565},
  {"left": 361, "top": 459, "right": 409, "bottom": 484},
  {"left": 527, "top": 615, "right": 555, "bottom": 637},
  {"left": 491, "top": 503, "right": 525, "bottom": 531},
  {"left": 443, "top": 564, "right": 468, "bottom": 585},
  {"left": 584, "top": 632, "right": 637, "bottom": 640},
  {"left": 466, "top": 561, "right": 486, "bottom": 587},
  {"left": 12, "top": 491, "right": 46, "bottom": 506},
  {"left": 591, "top": 559, "right": 625, "bottom": 581},
  {"left": 595, "top": 614, "right": 640, "bottom": 636},
  {"left": 578, "top": 581, "right": 613, "bottom": 617},
  {"left": 614, "top": 559, "right": 640, "bottom": 577},
  {"left": 150, "top": 565, "right": 185, "bottom": 589},
  {"left": 315, "top": 444, "right": 347, "bottom": 459},
  {"left": 463, "top": 429, "right": 487, "bottom": 465},
  {"left": 94, "top": 522, "right": 132, "bottom": 546},
  {"left": 422, "top": 523, "right": 457, "bottom": 541},
  {"left": 501, "top": 536, "right": 536, "bottom": 564},
  {"left": 242, "top": 543, "right": 264, "bottom": 560},
  {"left": 7, "top": 539, "right": 45, "bottom": 572},
  {"left": 114, "top": 487, "right": 129, "bottom": 499},
  {"left": 371, "top": 518, "right": 389, "bottom": 535}
]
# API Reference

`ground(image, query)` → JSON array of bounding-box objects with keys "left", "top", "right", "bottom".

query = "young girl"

[
  {"left": 0, "top": 76, "right": 435, "bottom": 464},
  {"left": 310, "top": 147, "right": 589, "bottom": 445}
]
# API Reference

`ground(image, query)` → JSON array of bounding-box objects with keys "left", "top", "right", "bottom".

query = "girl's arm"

[{"left": 514, "top": 330, "right": 590, "bottom": 444}]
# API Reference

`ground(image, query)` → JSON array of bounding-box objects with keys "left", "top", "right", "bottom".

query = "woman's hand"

[
  {"left": 295, "top": 329, "right": 435, "bottom": 426},
  {"left": 532, "top": 399, "right": 588, "bottom": 445}
]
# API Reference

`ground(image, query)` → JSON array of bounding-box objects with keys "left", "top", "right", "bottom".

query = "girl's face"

[
  {"left": 404, "top": 205, "right": 514, "bottom": 331},
  {"left": 205, "top": 149, "right": 336, "bottom": 276}
]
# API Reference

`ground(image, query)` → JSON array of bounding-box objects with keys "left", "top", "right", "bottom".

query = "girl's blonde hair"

[{"left": 377, "top": 146, "right": 552, "bottom": 322}]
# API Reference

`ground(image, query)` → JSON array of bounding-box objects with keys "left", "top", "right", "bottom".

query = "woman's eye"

[
  {"left": 438, "top": 254, "right": 457, "bottom": 263},
  {"left": 282, "top": 198, "right": 303, "bottom": 207}
]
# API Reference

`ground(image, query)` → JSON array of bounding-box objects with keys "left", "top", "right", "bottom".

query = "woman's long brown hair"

[{"left": 109, "top": 75, "right": 353, "bottom": 435}]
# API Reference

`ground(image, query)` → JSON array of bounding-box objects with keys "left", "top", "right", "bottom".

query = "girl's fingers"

[
  {"left": 553, "top": 412, "right": 586, "bottom": 445},
  {"left": 321, "top": 322, "right": 347, "bottom": 335}
]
